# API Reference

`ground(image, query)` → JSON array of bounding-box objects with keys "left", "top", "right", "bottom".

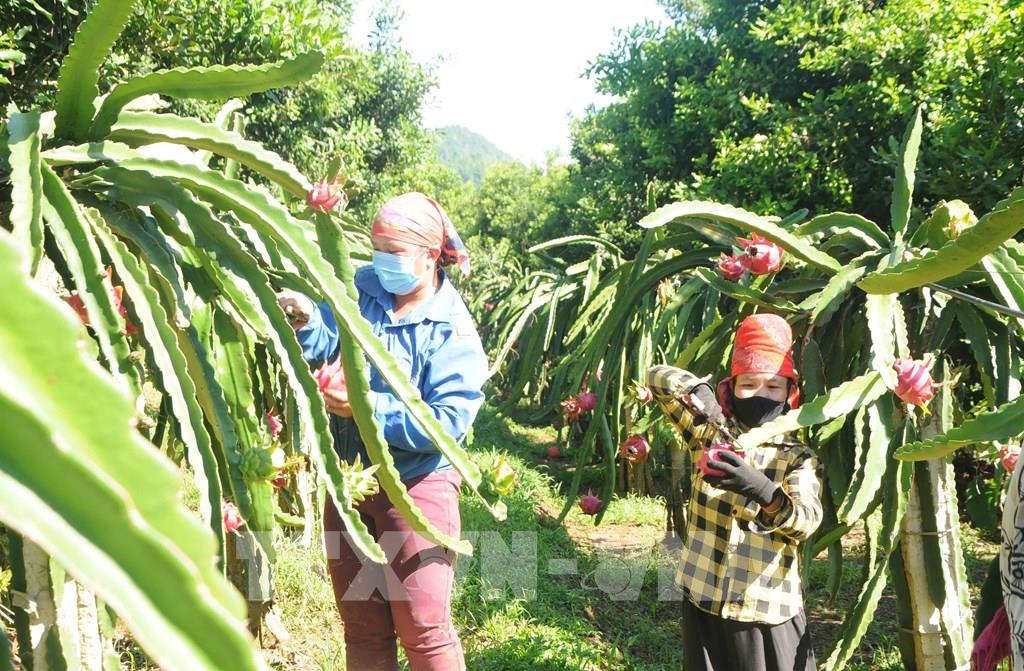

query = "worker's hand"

[
  {"left": 276, "top": 290, "right": 315, "bottom": 329},
  {"left": 703, "top": 450, "right": 779, "bottom": 507},
  {"left": 323, "top": 387, "right": 353, "bottom": 417},
  {"left": 684, "top": 382, "right": 725, "bottom": 427}
]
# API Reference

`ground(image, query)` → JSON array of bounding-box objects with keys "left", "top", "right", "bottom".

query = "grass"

[
  {"left": 267, "top": 537, "right": 346, "bottom": 670},
  {"left": 456, "top": 406, "right": 685, "bottom": 670}
]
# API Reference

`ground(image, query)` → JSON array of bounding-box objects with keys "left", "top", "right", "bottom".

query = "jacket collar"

[{"left": 356, "top": 265, "right": 456, "bottom": 325}]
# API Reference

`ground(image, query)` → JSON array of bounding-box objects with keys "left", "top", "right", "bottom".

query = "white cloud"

[{"left": 352, "top": 0, "right": 666, "bottom": 165}]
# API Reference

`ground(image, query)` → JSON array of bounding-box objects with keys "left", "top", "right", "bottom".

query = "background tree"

[
  {"left": 560, "top": 0, "right": 1024, "bottom": 253},
  {"left": 0, "top": 0, "right": 463, "bottom": 222}
]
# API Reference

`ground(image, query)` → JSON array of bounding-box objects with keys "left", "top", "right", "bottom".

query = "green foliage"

[
  {"left": 860, "top": 187, "right": 1024, "bottom": 293},
  {"left": 0, "top": 0, "right": 457, "bottom": 221},
  {"left": 563, "top": 0, "right": 1024, "bottom": 240},
  {"left": 470, "top": 160, "right": 571, "bottom": 242},
  {"left": 0, "top": 1, "right": 510, "bottom": 666},
  {"left": 53, "top": 0, "right": 135, "bottom": 141},
  {"left": 487, "top": 108, "right": 1024, "bottom": 669},
  {"left": 0, "top": 234, "right": 264, "bottom": 670}
]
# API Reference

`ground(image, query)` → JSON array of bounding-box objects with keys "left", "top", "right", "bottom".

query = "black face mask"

[{"left": 732, "top": 395, "right": 788, "bottom": 428}]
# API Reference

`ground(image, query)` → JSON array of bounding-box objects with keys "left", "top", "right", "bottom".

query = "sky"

[{"left": 351, "top": 1, "right": 668, "bottom": 166}]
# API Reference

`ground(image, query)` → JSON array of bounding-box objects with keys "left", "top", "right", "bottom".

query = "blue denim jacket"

[{"left": 296, "top": 265, "right": 487, "bottom": 481}]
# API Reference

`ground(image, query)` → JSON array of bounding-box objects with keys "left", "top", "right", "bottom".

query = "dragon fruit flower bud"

[
  {"left": 946, "top": 201, "right": 978, "bottom": 239},
  {"left": 344, "top": 458, "right": 381, "bottom": 503},
  {"left": 579, "top": 491, "right": 602, "bottom": 516},
  {"left": 620, "top": 434, "right": 651, "bottom": 464},
  {"left": 893, "top": 357, "right": 937, "bottom": 407},
  {"left": 738, "top": 234, "right": 784, "bottom": 274},
  {"left": 657, "top": 278, "right": 674, "bottom": 306}
]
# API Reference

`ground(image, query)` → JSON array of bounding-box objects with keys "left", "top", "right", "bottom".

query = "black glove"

[
  {"left": 703, "top": 450, "right": 780, "bottom": 507},
  {"left": 686, "top": 382, "right": 725, "bottom": 427}
]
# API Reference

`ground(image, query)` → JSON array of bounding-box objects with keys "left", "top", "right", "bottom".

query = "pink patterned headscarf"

[{"left": 371, "top": 192, "right": 470, "bottom": 275}]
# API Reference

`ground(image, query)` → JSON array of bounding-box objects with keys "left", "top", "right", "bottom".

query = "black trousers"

[{"left": 681, "top": 601, "right": 816, "bottom": 671}]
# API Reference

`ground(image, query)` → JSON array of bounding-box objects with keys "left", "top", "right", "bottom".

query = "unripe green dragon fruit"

[
  {"left": 342, "top": 456, "right": 380, "bottom": 504},
  {"left": 239, "top": 447, "right": 279, "bottom": 482}
]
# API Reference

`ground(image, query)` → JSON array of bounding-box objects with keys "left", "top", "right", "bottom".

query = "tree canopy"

[{"left": 560, "top": 0, "right": 1024, "bottom": 251}]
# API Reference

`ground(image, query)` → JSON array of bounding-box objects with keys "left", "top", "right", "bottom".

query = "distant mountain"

[{"left": 436, "top": 125, "right": 515, "bottom": 183}]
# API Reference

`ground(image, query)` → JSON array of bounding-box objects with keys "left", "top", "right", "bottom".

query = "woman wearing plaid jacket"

[{"left": 647, "top": 313, "right": 822, "bottom": 671}]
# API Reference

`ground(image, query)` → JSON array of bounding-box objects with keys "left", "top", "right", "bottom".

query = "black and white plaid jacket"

[{"left": 648, "top": 364, "right": 823, "bottom": 624}]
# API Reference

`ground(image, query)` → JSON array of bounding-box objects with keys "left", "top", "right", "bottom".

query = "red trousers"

[{"left": 323, "top": 469, "right": 465, "bottom": 671}]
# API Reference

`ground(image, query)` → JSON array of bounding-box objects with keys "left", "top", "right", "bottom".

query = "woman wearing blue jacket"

[{"left": 278, "top": 192, "right": 486, "bottom": 671}]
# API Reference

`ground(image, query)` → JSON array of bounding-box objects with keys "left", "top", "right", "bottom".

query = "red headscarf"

[
  {"left": 371, "top": 192, "right": 470, "bottom": 275},
  {"left": 717, "top": 313, "right": 801, "bottom": 416}
]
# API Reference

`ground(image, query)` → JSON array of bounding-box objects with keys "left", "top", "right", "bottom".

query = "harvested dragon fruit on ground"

[{"left": 579, "top": 491, "right": 602, "bottom": 515}]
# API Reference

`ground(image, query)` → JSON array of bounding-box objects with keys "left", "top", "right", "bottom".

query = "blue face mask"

[{"left": 372, "top": 250, "right": 424, "bottom": 295}]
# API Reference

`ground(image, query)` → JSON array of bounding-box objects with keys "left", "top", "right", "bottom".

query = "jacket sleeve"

[
  {"left": 294, "top": 300, "right": 341, "bottom": 367},
  {"left": 754, "top": 449, "right": 823, "bottom": 541},
  {"left": 646, "top": 365, "right": 718, "bottom": 450},
  {"left": 371, "top": 321, "right": 488, "bottom": 453}
]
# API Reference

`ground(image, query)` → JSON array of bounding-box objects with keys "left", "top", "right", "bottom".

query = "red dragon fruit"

[
  {"left": 548, "top": 445, "right": 561, "bottom": 459},
  {"left": 63, "top": 267, "right": 139, "bottom": 335},
  {"left": 576, "top": 392, "right": 598, "bottom": 412},
  {"left": 306, "top": 177, "right": 347, "bottom": 213},
  {"left": 698, "top": 441, "right": 744, "bottom": 478},
  {"left": 718, "top": 253, "right": 747, "bottom": 281},
  {"left": 893, "top": 357, "right": 937, "bottom": 408},
  {"left": 620, "top": 434, "right": 650, "bottom": 464},
  {"left": 737, "top": 234, "right": 784, "bottom": 274},
  {"left": 1000, "top": 442, "right": 1021, "bottom": 474},
  {"left": 314, "top": 358, "right": 347, "bottom": 394},
  {"left": 222, "top": 501, "right": 244, "bottom": 533},
  {"left": 265, "top": 412, "right": 283, "bottom": 439},
  {"left": 579, "top": 491, "right": 602, "bottom": 515}
]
